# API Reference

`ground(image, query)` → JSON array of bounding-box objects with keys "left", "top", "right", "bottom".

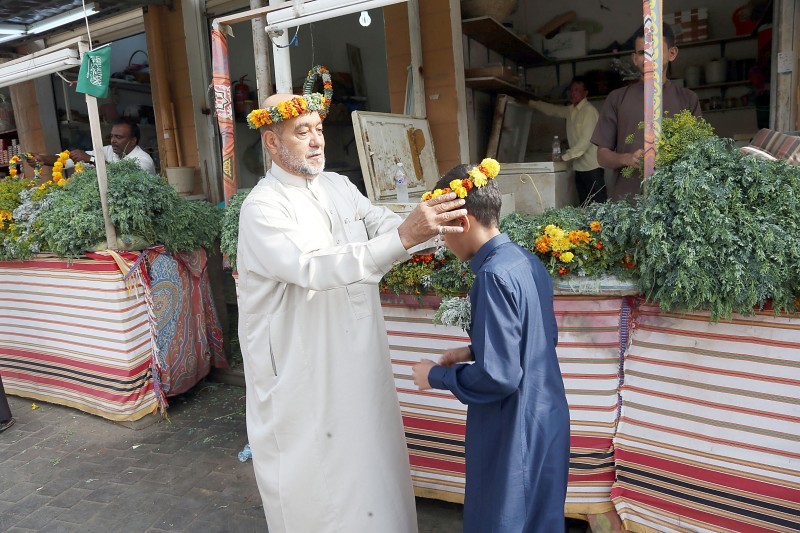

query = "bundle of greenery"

[{"left": 1, "top": 159, "right": 221, "bottom": 260}]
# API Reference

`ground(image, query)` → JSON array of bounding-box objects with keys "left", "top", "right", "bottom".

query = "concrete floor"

[{"left": 0, "top": 380, "right": 466, "bottom": 532}]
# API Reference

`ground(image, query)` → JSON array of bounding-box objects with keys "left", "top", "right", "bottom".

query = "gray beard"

[{"left": 278, "top": 143, "right": 325, "bottom": 177}]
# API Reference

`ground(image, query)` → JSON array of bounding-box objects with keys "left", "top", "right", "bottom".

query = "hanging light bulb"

[{"left": 359, "top": 10, "right": 371, "bottom": 27}]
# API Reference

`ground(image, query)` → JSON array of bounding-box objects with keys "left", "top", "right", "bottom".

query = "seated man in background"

[{"left": 27, "top": 121, "right": 156, "bottom": 175}]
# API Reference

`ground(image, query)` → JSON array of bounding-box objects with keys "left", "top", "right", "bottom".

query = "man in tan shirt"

[
  {"left": 530, "top": 76, "right": 606, "bottom": 204},
  {"left": 591, "top": 25, "right": 701, "bottom": 201}
]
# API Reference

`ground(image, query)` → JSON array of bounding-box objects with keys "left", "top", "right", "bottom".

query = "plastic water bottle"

[
  {"left": 238, "top": 443, "right": 252, "bottom": 462},
  {"left": 552, "top": 136, "right": 562, "bottom": 162},
  {"left": 394, "top": 162, "right": 409, "bottom": 203}
]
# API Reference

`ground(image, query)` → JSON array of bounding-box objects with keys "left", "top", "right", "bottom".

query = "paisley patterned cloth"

[{"left": 146, "top": 247, "right": 226, "bottom": 397}]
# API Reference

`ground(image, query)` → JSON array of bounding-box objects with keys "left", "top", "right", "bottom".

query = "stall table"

[
  {"left": 0, "top": 248, "right": 226, "bottom": 421},
  {"left": 383, "top": 292, "right": 800, "bottom": 532}
]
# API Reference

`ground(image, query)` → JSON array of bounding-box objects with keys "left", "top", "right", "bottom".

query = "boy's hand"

[
  {"left": 411, "top": 359, "right": 436, "bottom": 390},
  {"left": 439, "top": 346, "right": 472, "bottom": 367}
]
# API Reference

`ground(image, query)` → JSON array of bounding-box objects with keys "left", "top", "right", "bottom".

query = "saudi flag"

[{"left": 76, "top": 44, "right": 111, "bottom": 99}]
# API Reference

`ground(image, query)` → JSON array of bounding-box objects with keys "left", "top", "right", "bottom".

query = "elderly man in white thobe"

[{"left": 237, "top": 92, "right": 467, "bottom": 533}]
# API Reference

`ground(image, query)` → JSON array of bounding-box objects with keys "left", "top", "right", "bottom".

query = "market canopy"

[{"left": 0, "top": 0, "right": 169, "bottom": 49}]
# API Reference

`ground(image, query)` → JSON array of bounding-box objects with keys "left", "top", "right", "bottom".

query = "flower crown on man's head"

[
  {"left": 246, "top": 65, "right": 333, "bottom": 129},
  {"left": 422, "top": 158, "right": 501, "bottom": 201}
]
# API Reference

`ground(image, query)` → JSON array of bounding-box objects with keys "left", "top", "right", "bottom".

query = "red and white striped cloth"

[
  {"left": 383, "top": 293, "right": 629, "bottom": 514},
  {"left": 613, "top": 301, "right": 800, "bottom": 532},
  {"left": 0, "top": 255, "right": 158, "bottom": 421}
]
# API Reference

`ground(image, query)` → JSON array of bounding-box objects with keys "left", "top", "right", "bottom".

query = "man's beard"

[{"left": 278, "top": 143, "right": 325, "bottom": 177}]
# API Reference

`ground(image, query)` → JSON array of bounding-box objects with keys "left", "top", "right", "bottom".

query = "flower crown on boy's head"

[
  {"left": 246, "top": 65, "right": 333, "bottom": 129},
  {"left": 422, "top": 158, "right": 501, "bottom": 201}
]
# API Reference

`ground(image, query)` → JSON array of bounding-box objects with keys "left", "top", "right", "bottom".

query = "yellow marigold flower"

[
  {"left": 53, "top": 161, "right": 63, "bottom": 170},
  {"left": 467, "top": 167, "right": 486, "bottom": 184},
  {"left": 478, "top": 158, "right": 500, "bottom": 178},
  {"left": 9, "top": 168, "right": 17, "bottom": 177},
  {"left": 52, "top": 171, "right": 62, "bottom": 181},
  {"left": 422, "top": 192, "right": 433, "bottom": 201},
  {"left": 449, "top": 179, "right": 463, "bottom": 191},
  {"left": 57, "top": 178, "right": 66, "bottom": 187},
  {"left": 590, "top": 221, "right": 602, "bottom": 232},
  {"left": 452, "top": 184, "right": 468, "bottom": 198},
  {"left": 561, "top": 251, "right": 574, "bottom": 263},
  {"left": 74, "top": 162, "right": 85, "bottom": 174}
]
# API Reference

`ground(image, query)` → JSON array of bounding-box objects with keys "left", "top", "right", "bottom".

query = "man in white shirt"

[
  {"left": 237, "top": 92, "right": 466, "bottom": 533},
  {"left": 29, "top": 121, "right": 156, "bottom": 175},
  {"left": 529, "top": 76, "right": 606, "bottom": 203}
]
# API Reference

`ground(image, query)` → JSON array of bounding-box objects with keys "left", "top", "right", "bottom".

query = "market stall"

[{"left": 0, "top": 248, "right": 225, "bottom": 422}]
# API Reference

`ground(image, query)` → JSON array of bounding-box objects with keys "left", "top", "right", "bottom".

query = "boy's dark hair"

[
  {"left": 434, "top": 164, "right": 502, "bottom": 228},
  {"left": 635, "top": 24, "right": 676, "bottom": 49}
]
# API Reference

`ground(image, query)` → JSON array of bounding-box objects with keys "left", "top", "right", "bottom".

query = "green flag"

[{"left": 76, "top": 45, "right": 111, "bottom": 99}]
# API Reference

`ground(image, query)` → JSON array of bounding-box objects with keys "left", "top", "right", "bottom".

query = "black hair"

[
  {"left": 434, "top": 163, "right": 502, "bottom": 228},
  {"left": 635, "top": 24, "right": 676, "bottom": 49},
  {"left": 570, "top": 75, "right": 588, "bottom": 89},
  {"left": 114, "top": 120, "right": 140, "bottom": 144}
]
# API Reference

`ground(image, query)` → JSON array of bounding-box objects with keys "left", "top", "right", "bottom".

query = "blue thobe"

[{"left": 428, "top": 234, "right": 570, "bottom": 533}]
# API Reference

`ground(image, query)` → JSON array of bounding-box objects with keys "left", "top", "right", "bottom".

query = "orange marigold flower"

[
  {"left": 590, "top": 221, "right": 602, "bottom": 232},
  {"left": 594, "top": 241, "right": 604, "bottom": 250},
  {"left": 558, "top": 267, "right": 570, "bottom": 276}
]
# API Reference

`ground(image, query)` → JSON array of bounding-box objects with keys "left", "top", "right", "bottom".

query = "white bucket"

[{"left": 165, "top": 167, "right": 195, "bottom": 195}]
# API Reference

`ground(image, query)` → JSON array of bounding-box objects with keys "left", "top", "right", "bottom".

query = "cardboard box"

[
  {"left": 664, "top": 8, "right": 709, "bottom": 44},
  {"left": 543, "top": 31, "right": 587, "bottom": 60}
]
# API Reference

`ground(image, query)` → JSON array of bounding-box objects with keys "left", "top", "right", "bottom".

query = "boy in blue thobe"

[{"left": 413, "top": 160, "right": 570, "bottom": 533}]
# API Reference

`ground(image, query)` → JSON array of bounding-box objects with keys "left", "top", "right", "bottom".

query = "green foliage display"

[
  {"left": 622, "top": 110, "right": 716, "bottom": 178},
  {"left": 220, "top": 190, "right": 250, "bottom": 271},
  {"left": 637, "top": 136, "right": 800, "bottom": 319},
  {"left": 36, "top": 160, "right": 221, "bottom": 258}
]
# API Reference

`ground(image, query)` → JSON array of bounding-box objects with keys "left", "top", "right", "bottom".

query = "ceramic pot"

[{"left": 705, "top": 60, "right": 728, "bottom": 84}]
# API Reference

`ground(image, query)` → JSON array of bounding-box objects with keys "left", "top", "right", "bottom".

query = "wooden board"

[{"left": 351, "top": 111, "right": 439, "bottom": 202}]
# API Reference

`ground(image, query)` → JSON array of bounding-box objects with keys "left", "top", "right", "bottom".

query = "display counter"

[
  {"left": 382, "top": 292, "right": 800, "bottom": 531},
  {"left": 0, "top": 248, "right": 226, "bottom": 422}
]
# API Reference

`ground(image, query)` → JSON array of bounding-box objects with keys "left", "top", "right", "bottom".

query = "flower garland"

[
  {"left": 246, "top": 65, "right": 333, "bottom": 129},
  {"left": 422, "top": 158, "right": 501, "bottom": 201}
]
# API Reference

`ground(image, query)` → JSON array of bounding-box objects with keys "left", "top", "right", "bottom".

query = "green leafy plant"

[
  {"left": 622, "top": 110, "right": 716, "bottom": 178},
  {"left": 220, "top": 190, "right": 250, "bottom": 271},
  {"left": 36, "top": 160, "right": 221, "bottom": 258},
  {"left": 637, "top": 135, "right": 800, "bottom": 319}
]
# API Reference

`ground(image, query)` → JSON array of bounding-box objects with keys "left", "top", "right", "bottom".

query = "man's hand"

[
  {"left": 622, "top": 148, "right": 643, "bottom": 168},
  {"left": 397, "top": 192, "right": 467, "bottom": 250},
  {"left": 438, "top": 346, "right": 472, "bottom": 367},
  {"left": 69, "top": 149, "right": 92, "bottom": 163},
  {"left": 411, "top": 359, "right": 436, "bottom": 390}
]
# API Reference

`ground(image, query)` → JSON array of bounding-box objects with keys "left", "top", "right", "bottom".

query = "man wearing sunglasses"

[{"left": 591, "top": 24, "right": 701, "bottom": 201}]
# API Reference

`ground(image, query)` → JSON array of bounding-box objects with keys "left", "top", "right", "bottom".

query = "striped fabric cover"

[
  {"left": 0, "top": 255, "right": 158, "bottom": 421},
  {"left": 749, "top": 128, "right": 800, "bottom": 165},
  {"left": 613, "top": 301, "right": 800, "bottom": 532},
  {"left": 383, "top": 293, "right": 629, "bottom": 514}
]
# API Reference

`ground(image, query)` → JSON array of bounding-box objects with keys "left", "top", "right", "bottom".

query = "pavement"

[{"left": 0, "top": 380, "right": 464, "bottom": 533}]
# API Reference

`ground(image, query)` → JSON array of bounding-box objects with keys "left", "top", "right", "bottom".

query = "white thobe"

[{"left": 237, "top": 164, "right": 418, "bottom": 533}]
